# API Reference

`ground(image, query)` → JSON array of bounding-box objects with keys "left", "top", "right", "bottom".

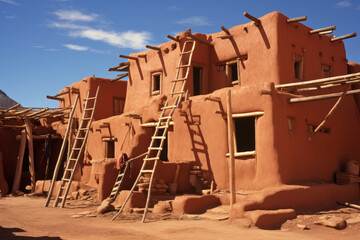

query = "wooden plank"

[
  {"left": 119, "top": 54, "right": 137, "bottom": 60},
  {"left": 47, "top": 96, "right": 64, "bottom": 101},
  {"left": 243, "top": 12, "right": 261, "bottom": 25},
  {"left": 146, "top": 45, "right": 161, "bottom": 51},
  {"left": 310, "top": 26, "right": 336, "bottom": 34},
  {"left": 11, "top": 130, "right": 26, "bottom": 194},
  {"left": 289, "top": 88, "right": 360, "bottom": 103},
  {"left": 167, "top": 34, "right": 180, "bottom": 42},
  {"left": 226, "top": 90, "right": 236, "bottom": 208},
  {"left": 286, "top": 16, "right": 307, "bottom": 23},
  {"left": 24, "top": 118, "right": 35, "bottom": 192},
  {"left": 226, "top": 151, "right": 256, "bottom": 157}
]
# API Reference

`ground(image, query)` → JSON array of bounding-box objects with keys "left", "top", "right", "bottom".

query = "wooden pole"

[
  {"left": 226, "top": 90, "right": 236, "bottom": 208},
  {"left": 289, "top": 88, "right": 360, "bottom": 103},
  {"left": 286, "top": 16, "right": 307, "bottom": 23},
  {"left": 44, "top": 95, "right": 78, "bottom": 207},
  {"left": 331, "top": 32, "right": 357, "bottom": 42},
  {"left": 24, "top": 117, "right": 35, "bottom": 192},
  {"left": 310, "top": 26, "right": 336, "bottom": 34},
  {"left": 111, "top": 73, "right": 128, "bottom": 82},
  {"left": 309, "top": 85, "right": 350, "bottom": 139},
  {"left": 243, "top": 12, "right": 261, "bottom": 25},
  {"left": 11, "top": 130, "right": 26, "bottom": 194},
  {"left": 166, "top": 34, "right": 180, "bottom": 42},
  {"left": 220, "top": 26, "right": 232, "bottom": 36},
  {"left": 319, "top": 30, "right": 333, "bottom": 35},
  {"left": 119, "top": 54, "right": 138, "bottom": 60},
  {"left": 145, "top": 45, "right": 161, "bottom": 51},
  {"left": 46, "top": 96, "right": 64, "bottom": 101}
]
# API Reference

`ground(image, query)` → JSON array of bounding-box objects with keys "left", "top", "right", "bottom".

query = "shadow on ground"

[{"left": 0, "top": 226, "right": 62, "bottom": 240}]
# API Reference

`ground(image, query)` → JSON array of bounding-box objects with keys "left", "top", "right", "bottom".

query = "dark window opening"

[
  {"left": 113, "top": 98, "right": 125, "bottom": 115},
  {"left": 106, "top": 141, "right": 115, "bottom": 158},
  {"left": 151, "top": 73, "right": 162, "bottom": 95},
  {"left": 293, "top": 54, "right": 303, "bottom": 81},
  {"left": 234, "top": 117, "right": 255, "bottom": 152},
  {"left": 153, "top": 75, "right": 160, "bottom": 91},
  {"left": 154, "top": 128, "right": 168, "bottom": 162},
  {"left": 230, "top": 63, "right": 238, "bottom": 82},
  {"left": 322, "top": 65, "right": 332, "bottom": 78},
  {"left": 193, "top": 66, "right": 203, "bottom": 96},
  {"left": 226, "top": 62, "right": 239, "bottom": 86}
]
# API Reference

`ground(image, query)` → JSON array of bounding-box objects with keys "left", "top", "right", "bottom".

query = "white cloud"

[
  {"left": 48, "top": 22, "right": 87, "bottom": 30},
  {"left": 69, "top": 28, "right": 151, "bottom": 50},
  {"left": 5, "top": 15, "right": 16, "bottom": 19},
  {"left": 168, "top": 6, "right": 181, "bottom": 10},
  {"left": 0, "top": 0, "right": 19, "bottom": 5},
  {"left": 63, "top": 44, "right": 89, "bottom": 51},
  {"left": 53, "top": 10, "right": 98, "bottom": 22},
  {"left": 45, "top": 48, "right": 60, "bottom": 51},
  {"left": 175, "top": 16, "right": 211, "bottom": 26},
  {"left": 336, "top": 0, "right": 351, "bottom": 7}
]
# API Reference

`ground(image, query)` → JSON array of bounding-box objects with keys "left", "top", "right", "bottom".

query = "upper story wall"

[
  {"left": 59, "top": 77, "right": 127, "bottom": 122},
  {"left": 277, "top": 12, "right": 348, "bottom": 84}
]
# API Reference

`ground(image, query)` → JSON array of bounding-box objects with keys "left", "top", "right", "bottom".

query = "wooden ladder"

[
  {"left": 108, "top": 162, "right": 130, "bottom": 200},
  {"left": 44, "top": 95, "right": 79, "bottom": 207},
  {"left": 112, "top": 40, "right": 196, "bottom": 222},
  {"left": 53, "top": 87, "right": 100, "bottom": 208}
]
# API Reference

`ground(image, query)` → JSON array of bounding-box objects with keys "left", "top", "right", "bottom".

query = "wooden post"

[
  {"left": 167, "top": 34, "right": 180, "bottom": 42},
  {"left": 24, "top": 117, "right": 35, "bottom": 192},
  {"left": 243, "top": 12, "right": 261, "bottom": 25},
  {"left": 226, "top": 90, "right": 236, "bottom": 208},
  {"left": 11, "top": 130, "right": 26, "bottom": 194},
  {"left": 310, "top": 26, "right": 336, "bottom": 34},
  {"left": 119, "top": 54, "right": 138, "bottom": 60},
  {"left": 145, "top": 45, "right": 161, "bottom": 52}
]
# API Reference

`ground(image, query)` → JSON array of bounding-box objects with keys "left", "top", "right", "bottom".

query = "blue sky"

[{"left": 1, "top": 0, "right": 359, "bottom": 108}]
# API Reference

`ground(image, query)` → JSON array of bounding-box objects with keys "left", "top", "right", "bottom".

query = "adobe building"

[{"left": 1, "top": 11, "right": 360, "bottom": 226}]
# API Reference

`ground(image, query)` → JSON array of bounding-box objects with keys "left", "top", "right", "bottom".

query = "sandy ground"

[{"left": 1, "top": 195, "right": 360, "bottom": 240}]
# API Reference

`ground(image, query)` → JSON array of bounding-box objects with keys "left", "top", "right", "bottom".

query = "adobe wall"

[
  {"left": 277, "top": 12, "right": 347, "bottom": 83},
  {"left": 124, "top": 12, "right": 281, "bottom": 112}
]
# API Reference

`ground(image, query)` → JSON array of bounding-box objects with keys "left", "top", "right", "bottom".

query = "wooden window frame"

[
  {"left": 226, "top": 60, "right": 240, "bottom": 87},
  {"left": 151, "top": 72, "right": 162, "bottom": 96},
  {"left": 293, "top": 54, "right": 304, "bottom": 81},
  {"left": 113, "top": 97, "right": 125, "bottom": 116}
]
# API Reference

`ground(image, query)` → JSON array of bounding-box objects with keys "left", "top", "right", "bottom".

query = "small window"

[
  {"left": 234, "top": 117, "right": 255, "bottom": 153},
  {"left": 193, "top": 66, "right": 204, "bottom": 96},
  {"left": 293, "top": 54, "right": 304, "bottom": 81},
  {"left": 105, "top": 141, "right": 115, "bottom": 158},
  {"left": 151, "top": 72, "right": 162, "bottom": 96},
  {"left": 226, "top": 61, "right": 239, "bottom": 86},
  {"left": 322, "top": 64, "right": 332, "bottom": 78},
  {"left": 113, "top": 97, "right": 125, "bottom": 115}
]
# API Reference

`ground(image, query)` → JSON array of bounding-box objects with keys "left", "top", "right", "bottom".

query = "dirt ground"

[{"left": 1, "top": 195, "right": 360, "bottom": 240}]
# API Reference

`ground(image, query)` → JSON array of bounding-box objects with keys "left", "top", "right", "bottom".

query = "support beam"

[
  {"left": 310, "top": 26, "right": 336, "bottom": 34},
  {"left": 185, "top": 29, "right": 213, "bottom": 46},
  {"left": 289, "top": 88, "right": 360, "bottom": 103},
  {"left": 111, "top": 73, "right": 128, "bottom": 82},
  {"left": 12, "top": 130, "right": 26, "bottom": 194},
  {"left": 119, "top": 54, "right": 138, "bottom": 60},
  {"left": 219, "top": 26, "right": 232, "bottom": 39},
  {"left": 47, "top": 96, "right": 64, "bottom": 101},
  {"left": 1, "top": 103, "right": 20, "bottom": 113},
  {"left": 226, "top": 90, "right": 236, "bottom": 208},
  {"left": 232, "top": 111, "right": 264, "bottom": 118},
  {"left": 167, "top": 34, "right": 180, "bottom": 42},
  {"left": 145, "top": 45, "right": 161, "bottom": 52},
  {"left": 243, "top": 12, "right": 261, "bottom": 25},
  {"left": 286, "top": 16, "right": 307, "bottom": 23},
  {"left": 24, "top": 117, "right": 35, "bottom": 192},
  {"left": 331, "top": 32, "right": 357, "bottom": 42},
  {"left": 319, "top": 30, "right": 333, "bottom": 35}
]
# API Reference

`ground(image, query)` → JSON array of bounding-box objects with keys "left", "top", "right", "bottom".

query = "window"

[
  {"left": 226, "top": 61, "right": 239, "bottom": 86},
  {"left": 113, "top": 97, "right": 125, "bottom": 115},
  {"left": 234, "top": 117, "right": 255, "bottom": 152},
  {"left": 322, "top": 64, "right": 332, "bottom": 78},
  {"left": 151, "top": 72, "right": 162, "bottom": 95},
  {"left": 288, "top": 117, "right": 295, "bottom": 132},
  {"left": 293, "top": 54, "right": 304, "bottom": 81},
  {"left": 193, "top": 66, "right": 204, "bottom": 96},
  {"left": 105, "top": 140, "right": 115, "bottom": 158}
]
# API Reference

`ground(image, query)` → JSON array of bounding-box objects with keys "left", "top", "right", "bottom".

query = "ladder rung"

[
  {"left": 177, "top": 64, "right": 191, "bottom": 69},
  {"left": 66, "top": 168, "right": 74, "bottom": 172},
  {"left": 161, "top": 105, "right": 176, "bottom": 110},
  {"left": 180, "top": 50, "right": 193, "bottom": 55},
  {"left": 79, "top": 128, "right": 88, "bottom": 131},
  {"left": 148, "top": 147, "right": 162, "bottom": 151},
  {"left": 159, "top": 116, "right": 171, "bottom": 120},
  {"left": 152, "top": 136, "right": 166, "bottom": 139},
  {"left": 73, "top": 148, "right": 81, "bottom": 151},
  {"left": 61, "top": 187, "right": 66, "bottom": 189},
  {"left": 157, "top": 125, "right": 168, "bottom": 129},
  {"left": 82, "top": 118, "right": 91, "bottom": 120},
  {"left": 169, "top": 91, "right": 185, "bottom": 96},
  {"left": 141, "top": 170, "right": 154, "bottom": 174},
  {"left": 144, "top": 157, "right": 159, "bottom": 161},
  {"left": 86, "top": 97, "right": 97, "bottom": 100},
  {"left": 171, "top": 78, "right": 187, "bottom": 82},
  {"left": 84, "top": 108, "right": 94, "bottom": 111},
  {"left": 76, "top": 137, "right": 85, "bottom": 140},
  {"left": 62, "top": 178, "right": 70, "bottom": 182}
]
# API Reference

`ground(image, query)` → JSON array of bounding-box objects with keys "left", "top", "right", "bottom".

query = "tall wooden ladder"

[
  {"left": 53, "top": 87, "right": 100, "bottom": 208},
  {"left": 108, "top": 162, "right": 130, "bottom": 200},
  {"left": 112, "top": 40, "right": 196, "bottom": 222}
]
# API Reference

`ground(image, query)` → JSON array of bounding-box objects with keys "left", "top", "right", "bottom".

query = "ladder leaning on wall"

[
  {"left": 112, "top": 40, "right": 196, "bottom": 222},
  {"left": 45, "top": 87, "right": 100, "bottom": 208}
]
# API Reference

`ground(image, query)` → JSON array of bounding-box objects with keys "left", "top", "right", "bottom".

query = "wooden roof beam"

[
  {"left": 185, "top": 29, "right": 213, "bottom": 46},
  {"left": 243, "top": 12, "right": 261, "bottom": 26},
  {"left": 167, "top": 34, "right": 180, "bottom": 42},
  {"left": 218, "top": 26, "right": 232, "bottom": 39},
  {"left": 119, "top": 54, "right": 138, "bottom": 60},
  {"left": 47, "top": 95, "right": 64, "bottom": 101},
  {"left": 111, "top": 73, "right": 128, "bottom": 82},
  {"left": 331, "top": 32, "right": 357, "bottom": 42},
  {"left": 289, "top": 88, "right": 360, "bottom": 103},
  {"left": 286, "top": 16, "right": 307, "bottom": 23},
  {"left": 146, "top": 45, "right": 161, "bottom": 52},
  {"left": 310, "top": 26, "right": 336, "bottom": 34}
]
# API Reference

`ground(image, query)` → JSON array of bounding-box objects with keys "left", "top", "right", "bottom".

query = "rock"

[
  {"left": 86, "top": 214, "right": 97, "bottom": 217},
  {"left": 25, "top": 185, "right": 32, "bottom": 191},
  {"left": 231, "top": 218, "right": 252, "bottom": 228},
  {"left": 78, "top": 189, "right": 88, "bottom": 197},
  {"left": 296, "top": 224, "right": 310, "bottom": 230},
  {"left": 154, "top": 201, "right": 172, "bottom": 214},
  {"left": 81, "top": 196, "right": 90, "bottom": 200},
  {"left": 72, "top": 191, "right": 79, "bottom": 200},
  {"left": 78, "top": 211, "right": 91, "bottom": 215},
  {"left": 315, "top": 216, "right": 347, "bottom": 230},
  {"left": 132, "top": 208, "right": 145, "bottom": 213},
  {"left": 346, "top": 216, "right": 360, "bottom": 224},
  {"left": 97, "top": 198, "right": 115, "bottom": 214},
  {"left": 70, "top": 214, "right": 83, "bottom": 218},
  {"left": 245, "top": 209, "right": 297, "bottom": 230}
]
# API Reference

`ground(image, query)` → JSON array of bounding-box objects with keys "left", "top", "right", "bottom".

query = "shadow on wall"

[
  {"left": 0, "top": 226, "right": 62, "bottom": 240},
  {"left": 183, "top": 101, "right": 214, "bottom": 188}
]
